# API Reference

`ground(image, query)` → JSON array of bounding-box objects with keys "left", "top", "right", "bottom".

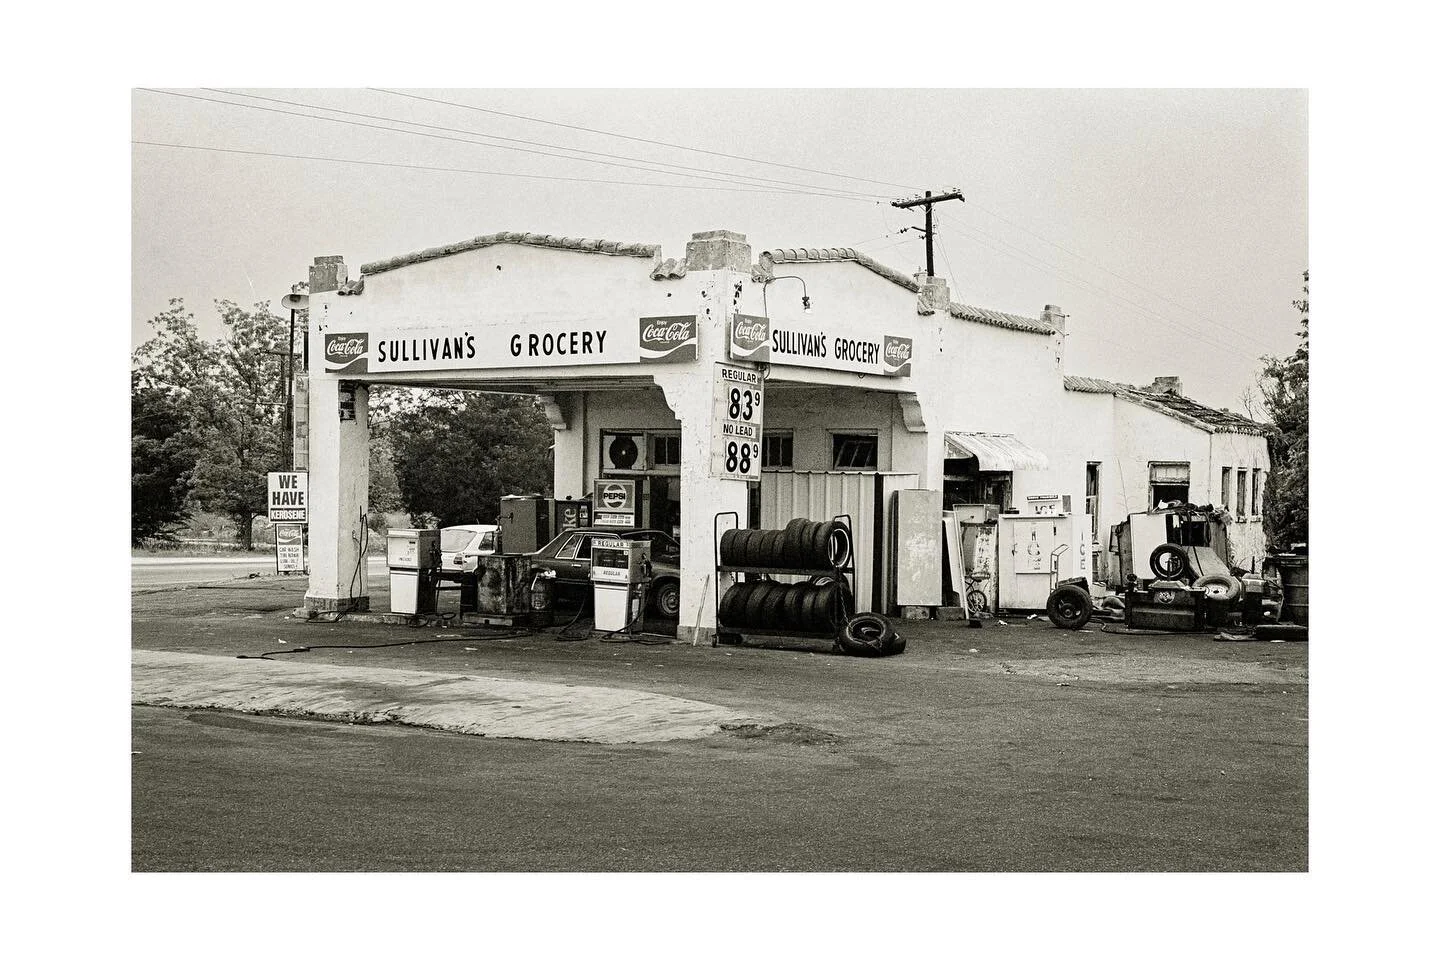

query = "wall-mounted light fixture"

[{"left": 761, "top": 274, "right": 812, "bottom": 317}]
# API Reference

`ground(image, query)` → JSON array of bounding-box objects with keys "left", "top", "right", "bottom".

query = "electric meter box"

[
  {"left": 387, "top": 529, "right": 441, "bottom": 571},
  {"left": 590, "top": 539, "right": 650, "bottom": 584}
]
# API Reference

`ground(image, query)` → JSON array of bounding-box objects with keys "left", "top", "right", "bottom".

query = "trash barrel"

[{"left": 1272, "top": 554, "right": 1309, "bottom": 626}]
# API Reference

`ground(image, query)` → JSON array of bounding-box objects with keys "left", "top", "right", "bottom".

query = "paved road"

[
  {"left": 131, "top": 555, "right": 387, "bottom": 588},
  {"left": 132, "top": 579, "right": 1308, "bottom": 871}
]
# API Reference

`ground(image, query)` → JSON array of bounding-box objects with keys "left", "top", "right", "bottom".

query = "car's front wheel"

[{"left": 651, "top": 579, "right": 681, "bottom": 619}]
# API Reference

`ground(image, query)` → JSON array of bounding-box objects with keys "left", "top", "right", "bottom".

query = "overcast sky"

[{"left": 131, "top": 88, "right": 1306, "bottom": 411}]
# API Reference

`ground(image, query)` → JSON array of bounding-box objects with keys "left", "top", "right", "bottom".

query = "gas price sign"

[{"left": 712, "top": 363, "right": 764, "bottom": 481}]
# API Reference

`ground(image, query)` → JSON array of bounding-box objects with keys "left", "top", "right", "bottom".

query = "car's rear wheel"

[{"left": 651, "top": 579, "right": 681, "bottom": 619}]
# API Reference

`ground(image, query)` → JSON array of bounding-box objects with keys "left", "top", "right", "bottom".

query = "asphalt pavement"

[
  {"left": 131, "top": 574, "right": 1308, "bottom": 872},
  {"left": 131, "top": 554, "right": 386, "bottom": 588}
]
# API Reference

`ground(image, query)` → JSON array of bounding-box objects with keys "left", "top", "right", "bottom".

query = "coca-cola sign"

[
  {"left": 882, "top": 335, "right": 914, "bottom": 377},
  {"left": 728, "top": 314, "right": 770, "bottom": 361},
  {"left": 637, "top": 315, "right": 697, "bottom": 363},
  {"left": 324, "top": 333, "right": 369, "bottom": 374}
]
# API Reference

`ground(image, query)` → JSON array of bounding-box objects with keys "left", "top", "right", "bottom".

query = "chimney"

[
  {"left": 914, "top": 273, "right": 950, "bottom": 315},
  {"left": 1146, "top": 376, "right": 1184, "bottom": 396},
  {"left": 1042, "top": 304, "right": 1067, "bottom": 371},
  {"left": 684, "top": 230, "right": 751, "bottom": 272},
  {"left": 309, "top": 255, "right": 348, "bottom": 294}
]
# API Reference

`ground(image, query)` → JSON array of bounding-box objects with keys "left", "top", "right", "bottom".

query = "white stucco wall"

[{"left": 302, "top": 230, "right": 1269, "bottom": 620}]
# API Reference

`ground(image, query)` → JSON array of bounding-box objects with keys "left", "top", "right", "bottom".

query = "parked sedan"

[
  {"left": 438, "top": 524, "right": 500, "bottom": 581},
  {"left": 529, "top": 527, "right": 682, "bottom": 618}
]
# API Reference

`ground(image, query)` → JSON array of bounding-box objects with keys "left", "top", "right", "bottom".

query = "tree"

[
  {"left": 388, "top": 391, "right": 554, "bottom": 528},
  {"left": 1259, "top": 271, "right": 1308, "bottom": 550},
  {"left": 131, "top": 370, "right": 197, "bottom": 543},
  {"left": 133, "top": 299, "right": 290, "bottom": 549}
]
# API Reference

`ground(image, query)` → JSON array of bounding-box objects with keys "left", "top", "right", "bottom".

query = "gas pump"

[
  {"left": 589, "top": 538, "right": 651, "bottom": 633},
  {"left": 387, "top": 528, "right": 441, "bottom": 615}
]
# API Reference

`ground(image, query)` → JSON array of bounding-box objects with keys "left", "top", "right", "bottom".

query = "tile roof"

[
  {"left": 1064, "top": 375, "right": 1271, "bottom": 435},
  {"left": 756, "top": 247, "right": 1054, "bottom": 335},
  {"left": 361, "top": 231, "right": 662, "bottom": 277}
]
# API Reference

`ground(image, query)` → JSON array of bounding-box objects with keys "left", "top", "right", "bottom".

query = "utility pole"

[
  {"left": 891, "top": 187, "right": 965, "bottom": 278},
  {"left": 281, "top": 285, "right": 309, "bottom": 471}
]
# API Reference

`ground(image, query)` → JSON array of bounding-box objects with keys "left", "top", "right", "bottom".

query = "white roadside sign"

[
  {"left": 712, "top": 363, "right": 763, "bottom": 481},
  {"left": 267, "top": 471, "right": 309, "bottom": 523},
  {"left": 275, "top": 524, "right": 305, "bottom": 573}
]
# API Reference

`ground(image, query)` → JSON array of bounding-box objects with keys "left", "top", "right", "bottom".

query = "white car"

[{"left": 439, "top": 524, "right": 500, "bottom": 579}]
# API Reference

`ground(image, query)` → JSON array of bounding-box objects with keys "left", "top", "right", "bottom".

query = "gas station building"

[{"left": 297, "top": 228, "right": 1268, "bottom": 639}]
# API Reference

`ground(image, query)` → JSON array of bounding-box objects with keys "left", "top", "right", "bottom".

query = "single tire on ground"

[
  {"left": 1149, "top": 543, "right": 1194, "bottom": 581},
  {"left": 1046, "top": 583, "right": 1094, "bottom": 630},
  {"left": 837, "top": 613, "right": 903, "bottom": 656}
]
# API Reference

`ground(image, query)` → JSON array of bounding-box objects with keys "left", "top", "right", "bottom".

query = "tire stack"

[
  {"left": 717, "top": 519, "right": 855, "bottom": 636},
  {"left": 719, "top": 518, "right": 852, "bottom": 571},
  {"left": 717, "top": 578, "right": 852, "bottom": 635}
]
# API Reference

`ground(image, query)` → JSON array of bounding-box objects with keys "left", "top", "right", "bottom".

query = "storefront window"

[
  {"left": 650, "top": 433, "right": 681, "bottom": 467},
  {"left": 1149, "top": 461, "right": 1190, "bottom": 508},
  {"left": 762, "top": 431, "right": 793, "bottom": 469},
  {"left": 832, "top": 433, "right": 878, "bottom": 469}
]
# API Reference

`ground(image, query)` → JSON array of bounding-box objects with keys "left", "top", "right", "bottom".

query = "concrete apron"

[{"left": 133, "top": 650, "right": 766, "bottom": 744}]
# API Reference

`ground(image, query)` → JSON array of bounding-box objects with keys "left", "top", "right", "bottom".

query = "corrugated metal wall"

[{"left": 758, "top": 471, "right": 920, "bottom": 613}]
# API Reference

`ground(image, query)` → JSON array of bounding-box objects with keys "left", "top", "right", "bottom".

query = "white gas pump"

[
  {"left": 387, "top": 528, "right": 441, "bottom": 615},
  {"left": 590, "top": 538, "right": 650, "bottom": 633}
]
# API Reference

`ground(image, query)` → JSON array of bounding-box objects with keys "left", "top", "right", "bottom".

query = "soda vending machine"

[{"left": 998, "top": 512, "right": 1078, "bottom": 610}]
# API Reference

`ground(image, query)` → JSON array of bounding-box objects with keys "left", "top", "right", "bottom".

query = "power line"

[
  {"left": 377, "top": 89, "right": 1269, "bottom": 349},
  {"left": 969, "top": 200, "right": 1265, "bottom": 345},
  {"left": 137, "top": 89, "right": 884, "bottom": 203},
  {"left": 370, "top": 88, "right": 923, "bottom": 193},
  {"left": 130, "top": 141, "right": 888, "bottom": 201},
  {"left": 204, "top": 88, "right": 891, "bottom": 202},
  {"left": 944, "top": 219, "right": 1261, "bottom": 360}
]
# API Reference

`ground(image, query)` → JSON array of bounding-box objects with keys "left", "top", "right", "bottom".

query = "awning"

[{"left": 944, "top": 431, "right": 1049, "bottom": 472}]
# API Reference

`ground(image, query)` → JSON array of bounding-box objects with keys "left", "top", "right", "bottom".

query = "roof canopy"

[{"left": 944, "top": 432, "right": 1049, "bottom": 472}]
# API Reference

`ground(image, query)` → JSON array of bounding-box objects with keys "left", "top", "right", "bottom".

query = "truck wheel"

[
  {"left": 1046, "top": 583, "right": 1093, "bottom": 630},
  {"left": 651, "top": 580, "right": 681, "bottom": 619},
  {"left": 1149, "top": 544, "right": 1193, "bottom": 581}
]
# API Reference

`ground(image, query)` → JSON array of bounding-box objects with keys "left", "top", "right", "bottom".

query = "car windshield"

[{"left": 441, "top": 529, "right": 477, "bottom": 553}]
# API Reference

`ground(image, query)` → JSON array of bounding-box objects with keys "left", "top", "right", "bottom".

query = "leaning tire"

[
  {"left": 1194, "top": 574, "right": 1242, "bottom": 602},
  {"left": 1046, "top": 583, "right": 1093, "bottom": 630},
  {"left": 1149, "top": 543, "right": 1193, "bottom": 581}
]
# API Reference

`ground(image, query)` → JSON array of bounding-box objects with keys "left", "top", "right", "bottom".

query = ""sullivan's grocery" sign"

[
  {"left": 727, "top": 314, "right": 912, "bottom": 377},
  {"left": 323, "top": 315, "right": 696, "bottom": 375}
]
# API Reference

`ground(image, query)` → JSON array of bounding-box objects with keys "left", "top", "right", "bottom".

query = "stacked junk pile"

[
  {"left": 1043, "top": 504, "right": 1307, "bottom": 641},
  {"left": 715, "top": 516, "right": 905, "bottom": 656}
]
